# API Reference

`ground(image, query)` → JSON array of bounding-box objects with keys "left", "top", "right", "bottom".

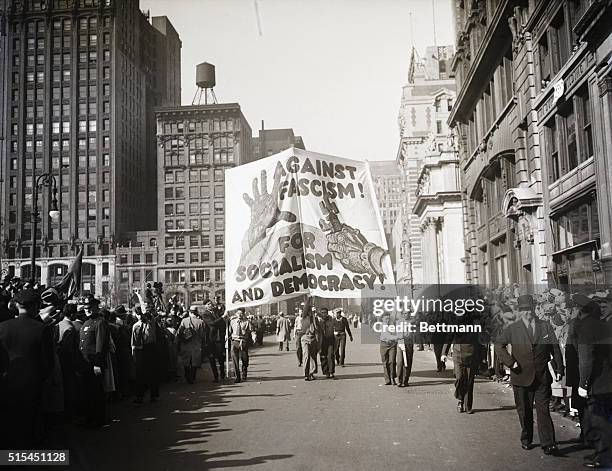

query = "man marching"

[
  {"left": 230, "top": 309, "right": 251, "bottom": 383},
  {"left": 332, "top": 308, "right": 353, "bottom": 367}
]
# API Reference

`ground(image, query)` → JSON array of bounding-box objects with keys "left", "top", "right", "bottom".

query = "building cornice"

[{"left": 449, "top": 0, "right": 512, "bottom": 125}]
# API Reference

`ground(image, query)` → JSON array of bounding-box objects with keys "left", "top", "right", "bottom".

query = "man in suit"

[
  {"left": 202, "top": 300, "right": 227, "bottom": 383},
  {"left": 575, "top": 294, "right": 612, "bottom": 469},
  {"left": 495, "top": 295, "right": 564, "bottom": 455},
  {"left": 0, "top": 289, "right": 55, "bottom": 447},
  {"left": 442, "top": 311, "right": 481, "bottom": 413}
]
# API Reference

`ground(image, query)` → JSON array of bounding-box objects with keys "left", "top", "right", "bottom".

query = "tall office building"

[
  {"left": 155, "top": 103, "right": 253, "bottom": 304},
  {"left": 395, "top": 45, "right": 457, "bottom": 285},
  {"left": 0, "top": 0, "right": 180, "bottom": 292},
  {"left": 369, "top": 160, "right": 402, "bottom": 240}
]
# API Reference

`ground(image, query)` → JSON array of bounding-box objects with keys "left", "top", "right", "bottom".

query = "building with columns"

[
  {"left": 413, "top": 148, "right": 465, "bottom": 284},
  {"left": 449, "top": 0, "right": 612, "bottom": 290},
  {"left": 395, "top": 45, "right": 458, "bottom": 285}
]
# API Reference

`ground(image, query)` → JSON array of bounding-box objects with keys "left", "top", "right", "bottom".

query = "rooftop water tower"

[{"left": 192, "top": 62, "right": 218, "bottom": 105}]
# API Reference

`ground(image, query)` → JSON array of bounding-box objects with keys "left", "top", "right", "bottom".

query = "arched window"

[
  {"left": 48, "top": 263, "right": 69, "bottom": 286},
  {"left": 20, "top": 264, "right": 41, "bottom": 282}
]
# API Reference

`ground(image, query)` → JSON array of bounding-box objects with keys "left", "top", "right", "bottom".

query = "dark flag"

[{"left": 53, "top": 246, "right": 83, "bottom": 301}]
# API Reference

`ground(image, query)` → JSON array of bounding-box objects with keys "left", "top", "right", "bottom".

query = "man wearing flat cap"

[
  {"left": 495, "top": 294, "right": 564, "bottom": 455},
  {"left": 0, "top": 289, "right": 54, "bottom": 447},
  {"left": 78, "top": 294, "right": 109, "bottom": 426}
]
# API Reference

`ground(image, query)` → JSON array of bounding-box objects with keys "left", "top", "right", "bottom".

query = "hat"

[
  {"left": 82, "top": 293, "right": 100, "bottom": 307},
  {"left": 41, "top": 287, "right": 59, "bottom": 305},
  {"left": 593, "top": 290, "right": 612, "bottom": 302},
  {"left": 113, "top": 304, "right": 127, "bottom": 316},
  {"left": 516, "top": 295, "right": 535, "bottom": 310},
  {"left": 189, "top": 305, "right": 198, "bottom": 313},
  {"left": 14, "top": 288, "right": 39, "bottom": 307},
  {"left": 573, "top": 293, "right": 596, "bottom": 308}
]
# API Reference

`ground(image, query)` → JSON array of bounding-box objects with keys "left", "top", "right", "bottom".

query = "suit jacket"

[
  {"left": 495, "top": 318, "right": 564, "bottom": 387},
  {"left": 575, "top": 315, "right": 612, "bottom": 395},
  {"left": 0, "top": 314, "right": 55, "bottom": 396}
]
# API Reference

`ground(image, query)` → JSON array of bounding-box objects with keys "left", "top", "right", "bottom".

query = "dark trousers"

[
  {"left": 134, "top": 344, "right": 159, "bottom": 400},
  {"left": 396, "top": 343, "right": 414, "bottom": 385},
  {"left": 335, "top": 333, "right": 347, "bottom": 365},
  {"left": 380, "top": 342, "right": 397, "bottom": 383},
  {"left": 583, "top": 393, "right": 612, "bottom": 465},
  {"left": 512, "top": 379, "right": 556, "bottom": 447},
  {"left": 295, "top": 333, "right": 304, "bottom": 364},
  {"left": 454, "top": 358, "right": 476, "bottom": 411},
  {"left": 184, "top": 365, "right": 197, "bottom": 384},
  {"left": 320, "top": 336, "right": 336, "bottom": 375},
  {"left": 279, "top": 340, "right": 289, "bottom": 351},
  {"left": 82, "top": 365, "right": 106, "bottom": 425},
  {"left": 231, "top": 340, "right": 249, "bottom": 380},
  {"left": 208, "top": 342, "right": 226, "bottom": 380},
  {"left": 302, "top": 338, "right": 318, "bottom": 377},
  {"left": 433, "top": 343, "right": 445, "bottom": 370}
]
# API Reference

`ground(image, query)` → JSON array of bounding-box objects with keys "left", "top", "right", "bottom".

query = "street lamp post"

[{"left": 30, "top": 173, "right": 60, "bottom": 283}]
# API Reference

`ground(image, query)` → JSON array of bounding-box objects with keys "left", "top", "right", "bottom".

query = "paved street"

[{"left": 66, "top": 328, "right": 590, "bottom": 471}]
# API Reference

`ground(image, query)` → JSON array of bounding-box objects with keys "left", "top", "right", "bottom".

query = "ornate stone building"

[
  {"left": 395, "top": 45, "right": 458, "bottom": 285},
  {"left": 449, "top": 0, "right": 612, "bottom": 290}
]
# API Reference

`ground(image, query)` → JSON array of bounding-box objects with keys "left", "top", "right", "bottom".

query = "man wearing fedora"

[
  {"left": 495, "top": 294, "right": 564, "bottom": 455},
  {"left": 78, "top": 293, "right": 110, "bottom": 426}
]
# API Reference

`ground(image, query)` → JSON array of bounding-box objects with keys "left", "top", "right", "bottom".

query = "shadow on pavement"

[{"left": 66, "top": 378, "right": 294, "bottom": 471}]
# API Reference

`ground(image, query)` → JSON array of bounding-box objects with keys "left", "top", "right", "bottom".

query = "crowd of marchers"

[{"left": 373, "top": 287, "right": 612, "bottom": 469}]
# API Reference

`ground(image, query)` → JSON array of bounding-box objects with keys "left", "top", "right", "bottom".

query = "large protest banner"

[{"left": 225, "top": 147, "right": 394, "bottom": 309}]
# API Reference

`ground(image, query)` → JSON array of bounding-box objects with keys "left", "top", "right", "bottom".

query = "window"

[{"left": 545, "top": 90, "right": 593, "bottom": 182}]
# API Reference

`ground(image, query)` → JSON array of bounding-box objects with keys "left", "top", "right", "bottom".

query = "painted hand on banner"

[
  {"left": 319, "top": 191, "right": 387, "bottom": 281},
  {"left": 243, "top": 167, "right": 297, "bottom": 251}
]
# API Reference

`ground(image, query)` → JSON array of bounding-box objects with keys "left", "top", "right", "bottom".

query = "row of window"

[
  {"left": 164, "top": 268, "right": 225, "bottom": 285},
  {"left": 117, "top": 253, "right": 155, "bottom": 265},
  {"left": 164, "top": 186, "right": 226, "bottom": 201},
  {"left": 11, "top": 101, "right": 110, "bottom": 119},
  {"left": 464, "top": 50, "right": 514, "bottom": 156},
  {"left": 163, "top": 119, "right": 235, "bottom": 135},
  {"left": 165, "top": 234, "right": 224, "bottom": 248},
  {"left": 164, "top": 219, "right": 223, "bottom": 232},
  {"left": 164, "top": 252, "right": 224, "bottom": 264}
]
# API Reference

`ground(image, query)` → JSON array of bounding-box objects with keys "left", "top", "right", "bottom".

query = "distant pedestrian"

[
  {"left": 332, "top": 308, "right": 353, "bottom": 367},
  {"left": 379, "top": 313, "right": 397, "bottom": 385},
  {"left": 177, "top": 306, "right": 205, "bottom": 384},
  {"left": 442, "top": 312, "right": 481, "bottom": 413},
  {"left": 276, "top": 312, "right": 291, "bottom": 351}
]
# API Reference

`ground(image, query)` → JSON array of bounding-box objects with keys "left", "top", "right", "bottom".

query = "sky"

[{"left": 140, "top": 0, "right": 455, "bottom": 161}]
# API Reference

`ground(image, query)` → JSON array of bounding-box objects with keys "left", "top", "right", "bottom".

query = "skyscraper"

[
  {"left": 0, "top": 0, "right": 180, "bottom": 290},
  {"left": 155, "top": 103, "right": 253, "bottom": 304}
]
